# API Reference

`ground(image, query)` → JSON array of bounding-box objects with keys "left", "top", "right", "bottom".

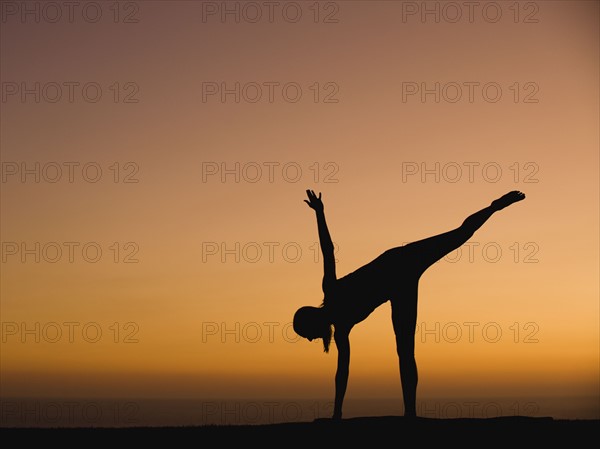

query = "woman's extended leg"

[
  {"left": 385, "top": 191, "right": 524, "bottom": 418},
  {"left": 403, "top": 191, "right": 525, "bottom": 275}
]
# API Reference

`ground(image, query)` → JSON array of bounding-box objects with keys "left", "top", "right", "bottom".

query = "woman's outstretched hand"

[{"left": 304, "top": 189, "right": 324, "bottom": 212}]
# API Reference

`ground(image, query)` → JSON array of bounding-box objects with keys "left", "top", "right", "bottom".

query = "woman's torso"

[{"left": 325, "top": 248, "right": 403, "bottom": 326}]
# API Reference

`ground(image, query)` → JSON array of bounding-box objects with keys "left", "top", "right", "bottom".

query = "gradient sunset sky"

[{"left": 1, "top": 1, "right": 598, "bottom": 418}]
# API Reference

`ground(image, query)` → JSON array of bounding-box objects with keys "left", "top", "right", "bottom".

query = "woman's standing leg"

[{"left": 391, "top": 281, "right": 419, "bottom": 417}]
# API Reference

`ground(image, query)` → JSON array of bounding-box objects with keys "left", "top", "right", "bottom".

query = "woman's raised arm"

[{"left": 304, "top": 190, "right": 336, "bottom": 292}]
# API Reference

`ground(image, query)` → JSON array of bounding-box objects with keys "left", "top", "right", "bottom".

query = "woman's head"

[{"left": 293, "top": 306, "right": 333, "bottom": 353}]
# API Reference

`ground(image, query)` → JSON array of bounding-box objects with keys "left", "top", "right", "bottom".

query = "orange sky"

[{"left": 1, "top": 1, "right": 598, "bottom": 417}]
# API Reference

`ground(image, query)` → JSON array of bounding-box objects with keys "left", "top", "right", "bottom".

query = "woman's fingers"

[{"left": 305, "top": 189, "right": 322, "bottom": 202}]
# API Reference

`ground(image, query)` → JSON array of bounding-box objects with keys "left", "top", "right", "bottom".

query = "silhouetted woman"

[{"left": 293, "top": 189, "right": 525, "bottom": 419}]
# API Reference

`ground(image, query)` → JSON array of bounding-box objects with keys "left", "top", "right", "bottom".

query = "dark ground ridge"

[{"left": 2, "top": 415, "right": 598, "bottom": 444}]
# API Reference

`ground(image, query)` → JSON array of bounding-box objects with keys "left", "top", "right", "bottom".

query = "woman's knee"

[{"left": 395, "top": 334, "right": 415, "bottom": 354}]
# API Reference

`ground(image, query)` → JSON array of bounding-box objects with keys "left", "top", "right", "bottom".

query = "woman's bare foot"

[{"left": 491, "top": 191, "right": 526, "bottom": 211}]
